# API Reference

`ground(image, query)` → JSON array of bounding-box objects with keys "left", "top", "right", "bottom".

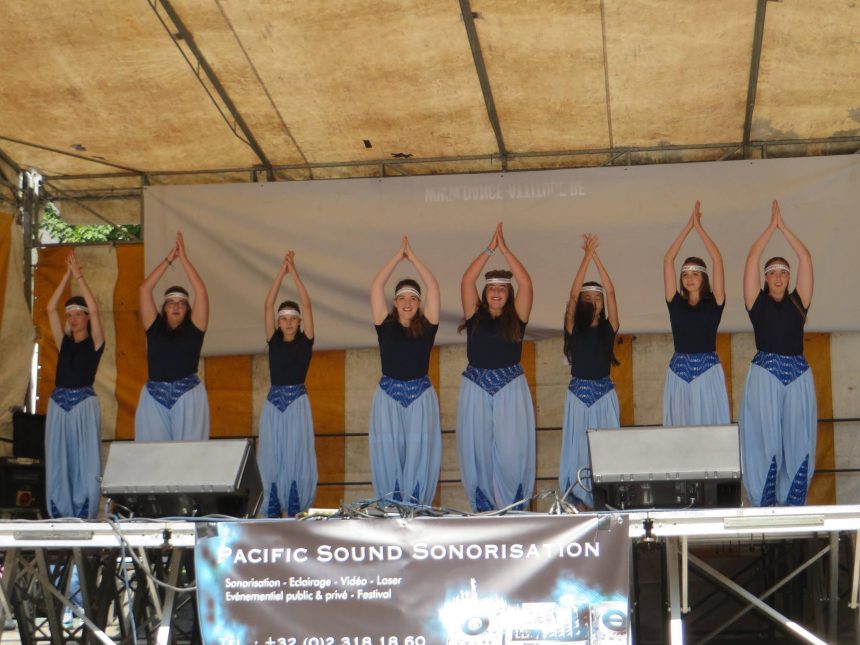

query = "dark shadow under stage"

[{"left": 1, "top": 506, "right": 859, "bottom": 645}]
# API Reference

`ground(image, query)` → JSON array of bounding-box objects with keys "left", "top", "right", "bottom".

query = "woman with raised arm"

[
  {"left": 259, "top": 251, "right": 317, "bottom": 517},
  {"left": 662, "top": 200, "right": 730, "bottom": 426},
  {"left": 740, "top": 200, "right": 816, "bottom": 506},
  {"left": 135, "top": 232, "right": 210, "bottom": 441},
  {"left": 559, "top": 234, "right": 620, "bottom": 509},
  {"left": 457, "top": 223, "right": 535, "bottom": 512},
  {"left": 369, "top": 236, "right": 441, "bottom": 505},
  {"left": 45, "top": 250, "right": 105, "bottom": 518}
]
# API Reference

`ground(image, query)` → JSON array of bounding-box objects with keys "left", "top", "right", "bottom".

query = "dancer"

[
  {"left": 740, "top": 200, "right": 815, "bottom": 506},
  {"left": 45, "top": 250, "right": 104, "bottom": 518},
  {"left": 559, "top": 234, "right": 620, "bottom": 509},
  {"left": 457, "top": 223, "right": 535, "bottom": 512},
  {"left": 662, "top": 200, "right": 730, "bottom": 426},
  {"left": 135, "top": 232, "right": 210, "bottom": 441},
  {"left": 259, "top": 251, "right": 317, "bottom": 516},
  {"left": 369, "top": 236, "right": 441, "bottom": 505}
]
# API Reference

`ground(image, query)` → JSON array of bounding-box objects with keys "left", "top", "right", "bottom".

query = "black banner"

[{"left": 195, "top": 514, "right": 629, "bottom": 645}]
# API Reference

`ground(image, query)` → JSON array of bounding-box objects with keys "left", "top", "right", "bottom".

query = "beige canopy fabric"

[{"left": 0, "top": 1, "right": 858, "bottom": 226}]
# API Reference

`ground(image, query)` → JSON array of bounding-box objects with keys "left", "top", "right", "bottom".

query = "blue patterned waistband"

[
  {"left": 146, "top": 374, "right": 200, "bottom": 410},
  {"left": 51, "top": 387, "right": 96, "bottom": 412},
  {"left": 669, "top": 351, "right": 720, "bottom": 383},
  {"left": 379, "top": 375, "right": 432, "bottom": 408},
  {"left": 568, "top": 377, "right": 614, "bottom": 407},
  {"left": 267, "top": 383, "right": 308, "bottom": 413},
  {"left": 752, "top": 351, "right": 809, "bottom": 385},
  {"left": 463, "top": 364, "right": 524, "bottom": 396}
]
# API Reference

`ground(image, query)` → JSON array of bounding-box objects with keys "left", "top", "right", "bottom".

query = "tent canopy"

[{"left": 0, "top": 0, "right": 858, "bottom": 225}]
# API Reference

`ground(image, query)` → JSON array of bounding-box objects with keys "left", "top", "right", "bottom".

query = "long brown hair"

[
  {"left": 679, "top": 256, "right": 713, "bottom": 302},
  {"left": 387, "top": 279, "right": 428, "bottom": 338},
  {"left": 458, "top": 270, "right": 522, "bottom": 342},
  {"left": 763, "top": 257, "right": 807, "bottom": 323}
]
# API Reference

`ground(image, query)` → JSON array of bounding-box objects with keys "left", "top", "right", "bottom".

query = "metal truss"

[
  {"left": 0, "top": 522, "right": 197, "bottom": 645},
  {"left": 632, "top": 506, "right": 860, "bottom": 644}
]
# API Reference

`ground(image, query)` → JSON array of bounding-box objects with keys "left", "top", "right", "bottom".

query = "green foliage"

[{"left": 40, "top": 203, "right": 141, "bottom": 243}]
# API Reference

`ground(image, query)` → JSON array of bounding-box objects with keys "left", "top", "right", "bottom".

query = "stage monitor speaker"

[
  {"left": 587, "top": 424, "right": 741, "bottom": 510},
  {"left": 101, "top": 439, "right": 262, "bottom": 518}
]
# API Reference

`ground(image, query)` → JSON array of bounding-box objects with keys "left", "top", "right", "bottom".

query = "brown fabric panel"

[
  {"left": 521, "top": 340, "right": 537, "bottom": 508},
  {"left": 429, "top": 345, "right": 440, "bottom": 395},
  {"left": 114, "top": 245, "right": 146, "bottom": 440},
  {"left": 611, "top": 334, "right": 634, "bottom": 426},
  {"left": 205, "top": 355, "right": 253, "bottom": 437},
  {"left": 521, "top": 340, "right": 537, "bottom": 407},
  {"left": 34, "top": 247, "right": 70, "bottom": 415},
  {"left": 308, "top": 349, "right": 345, "bottom": 507},
  {"left": 805, "top": 332, "right": 835, "bottom": 505},
  {"left": 0, "top": 213, "right": 10, "bottom": 330},
  {"left": 716, "top": 332, "right": 733, "bottom": 417}
]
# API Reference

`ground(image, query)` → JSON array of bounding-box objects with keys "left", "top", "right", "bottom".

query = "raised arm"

[
  {"left": 774, "top": 200, "right": 813, "bottom": 308},
  {"left": 139, "top": 240, "right": 178, "bottom": 329},
  {"left": 593, "top": 250, "right": 620, "bottom": 333},
  {"left": 744, "top": 204, "right": 779, "bottom": 310},
  {"left": 175, "top": 232, "right": 209, "bottom": 331},
  {"left": 287, "top": 251, "right": 315, "bottom": 339},
  {"left": 46, "top": 261, "right": 72, "bottom": 350},
  {"left": 404, "top": 238, "right": 440, "bottom": 325},
  {"left": 565, "top": 234, "right": 596, "bottom": 333},
  {"left": 461, "top": 228, "right": 497, "bottom": 318},
  {"left": 371, "top": 237, "right": 406, "bottom": 325},
  {"left": 67, "top": 251, "right": 104, "bottom": 350},
  {"left": 692, "top": 204, "right": 725, "bottom": 305},
  {"left": 664, "top": 202, "right": 696, "bottom": 302},
  {"left": 264, "top": 254, "right": 290, "bottom": 340},
  {"left": 495, "top": 223, "right": 533, "bottom": 323}
]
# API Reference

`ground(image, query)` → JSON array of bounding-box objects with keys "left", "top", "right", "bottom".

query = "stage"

[{"left": 1, "top": 506, "right": 859, "bottom": 645}]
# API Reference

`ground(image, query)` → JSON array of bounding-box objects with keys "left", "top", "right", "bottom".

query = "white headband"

[
  {"left": 277, "top": 308, "right": 301, "bottom": 319},
  {"left": 65, "top": 304, "right": 89, "bottom": 314},
  {"left": 681, "top": 264, "right": 708, "bottom": 275},
  {"left": 486, "top": 277, "right": 512, "bottom": 285},
  {"left": 394, "top": 286, "right": 420, "bottom": 298},
  {"left": 765, "top": 263, "right": 790, "bottom": 274},
  {"left": 579, "top": 285, "right": 604, "bottom": 294},
  {"left": 163, "top": 292, "right": 188, "bottom": 302}
]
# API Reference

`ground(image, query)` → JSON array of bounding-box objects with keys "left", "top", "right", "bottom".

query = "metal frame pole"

[{"left": 665, "top": 537, "right": 684, "bottom": 644}]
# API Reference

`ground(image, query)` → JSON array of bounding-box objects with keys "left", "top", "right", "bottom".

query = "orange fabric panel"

[
  {"left": 114, "top": 245, "right": 146, "bottom": 440},
  {"left": 521, "top": 340, "right": 537, "bottom": 509},
  {"left": 205, "top": 355, "right": 253, "bottom": 437},
  {"left": 716, "top": 333, "right": 733, "bottom": 417},
  {"left": 805, "top": 332, "right": 834, "bottom": 505},
  {"left": 34, "top": 247, "right": 71, "bottom": 415},
  {"left": 0, "top": 213, "right": 11, "bottom": 330},
  {"left": 429, "top": 345, "right": 440, "bottom": 395},
  {"left": 521, "top": 340, "right": 537, "bottom": 408},
  {"left": 307, "top": 349, "right": 345, "bottom": 508},
  {"left": 429, "top": 346, "right": 441, "bottom": 506},
  {"left": 611, "top": 334, "right": 634, "bottom": 426}
]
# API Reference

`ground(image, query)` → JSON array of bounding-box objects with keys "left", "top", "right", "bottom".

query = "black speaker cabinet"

[
  {"left": 101, "top": 439, "right": 262, "bottom": 518},
  {"left": 13, "top": 410, "right": 46, "bottom": 460},
  {"left": 587, "top": 424, "right": 742, "bottom": 510}
]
